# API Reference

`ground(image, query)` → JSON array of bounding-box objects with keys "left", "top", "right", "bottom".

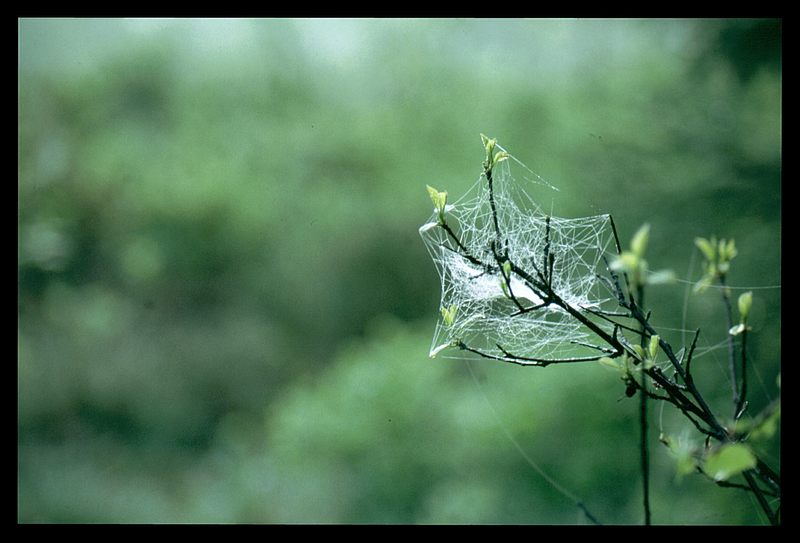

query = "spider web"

[{"left": 420, "top": 145, "right": 619, "bottom": 362}]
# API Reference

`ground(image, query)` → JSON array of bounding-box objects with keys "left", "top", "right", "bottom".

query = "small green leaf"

[
  {"left": 724, "top": 238, "right": 738, "bottom": 261},
  {"left": 500, "top": 276, "right": 510, "bottom": 298},
  {"left": 738, "top": 291, "right": 753, "bottom": 322},
  {"left": 599, "top": 357, "right": 621, "bottom": 370},
  {"left": 440, "top": 304, "right": 457, "bottom": 327},
  {"left": 748, "top": 405, "right": 780, "bottom": 442},
  {"left": 718, "top": 238, "right": 728, "bottom": 260},
  {"left": 695, "top": 237, "right": 716, "bottom": 262},
  {"left": 646, "top": 269, "right": 676, "bottom": 285},
  {"left": 648, "top": 335, "right": 660, "bottom": 360},
  {"left": 426, "top": 185, "right": 447, "bottom": 213},
  {"left": 661, "top": 432, "right": 698, "bottom": 479},
  {"left": 480, "top": 134, "right": 496, "bottom": 161},
  {"left": 610, "top": 251, "right": 639, "bottom": 273},
  {"left": 502, "top": 260, "right": 512, "bottom": 276},
  {"left": 693, "top": 275, "right": 713, "bottom": 294},
  {"left": 493, "top": 151, "right": 509, "bottom": 165},
  {"left": 630, "top": 224, "right": 650, "bottom": 258},
  {"left": 703, "top": 443, "right": 757, "bottom": 482}
]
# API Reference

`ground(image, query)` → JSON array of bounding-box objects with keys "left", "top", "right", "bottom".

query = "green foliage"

[
  {"left": 693, "top": 236, "right": 738, "bottom": 293},
  {"left": 738, "top": 291, "right": 753, "bottom": 322},
  {"left": 659, "top": 432, "right": 700, "bottom": 479},
  {"left": 610, "top": 223, "right": 674, "bottom": 289},
  {"left": 440, "top": 304, "right": 457, "bottom": 327},
  {"left": 426, "top": 185, "right": 448, "bottom": 225},
  {"left": 702, "top": 444, "right": 757, "bottom": 482}
]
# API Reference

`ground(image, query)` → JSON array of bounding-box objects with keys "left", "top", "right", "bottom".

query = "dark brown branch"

[
  {"left": 684, "top": 328, "right": 700, "bottom": 378},
  {"left": 496, "top": 344, "right": 612, "bottom": 366}
]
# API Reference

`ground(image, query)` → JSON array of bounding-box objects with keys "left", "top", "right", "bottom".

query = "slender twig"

[
  {"left": 440, "top": 223, "right": 489, "bottom": 270},
  {"left": 736, "top": 327, "right": 748, "bottom": 420},
  {"left": 637, "top": 284, "right": 651, "bottom": 526},
  {"left": 719, "top": 275, "right": 740, "bottom": 418},
  {"left": 456, "top": 341, "right": 609, "bottom": 367},
  {"left": 491, "top": 241, "right": 530, "bottom": 315},
  {"left": 570, "top": 340, "right": 617, "bottom": 354},
  {"left": 743, "top": 470, "right": 778, "bottom": 525},
  {"left": 580, "top": 306, "right": 647, "bottom": 337},
  {"left": 705, "top": 476, "right": 780, "bottom": 498},
  {"left": 684, "top": 329, "right": 700, "bottom": 377},
  {"left": 484, "top": 166, "right": 504, "bottom": 255},
  {"left": 496, "top": 344, "right": 610, "bottom": 366}
]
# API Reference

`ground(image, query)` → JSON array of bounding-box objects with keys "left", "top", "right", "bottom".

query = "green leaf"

[
  {"left": 502, "top": 260, "right": 512, "bottom": 276},
  {"left": 648, "top": 335, "right": 660, "bottom": 360},
  {"left": 661, "top": 433, "right": 698, "bottom": 479},
  {"left": 630, "top": 224, "right": 650, "bottom": 258},
  {"left": 695, "top": 237, "right": 716, "bottom": 262},
  {"left": 609, "top": 251, "right": 638, "bottom": 273},
  {"left": 724, "top": 238, "right": 738, "bottom": 261},
  {"left": 440, "top": 305, "right": 457, "bottom": 327},
  {"left": 500, "top": 276, "right": 510, "bottom": 298},
  {"left": 693, "top": 275, "right": 713, "bottom": 294},
  {"left": 703, "top": 443, "right": 757, "bottom": 482},
  {"left": 480, "top": 134, "right": 496, "bottom": 161},
  {"left": 646, "top": 269, "right": 675, "bottom": 285},
  {"left": 426, "top": 185, "right": 447, "bottom": 213},
  {"left": 738, "top": 291, "right": 753, "bottom": 322},
  {"left": 749, "top": 405, "right": 780, "bottom": 442},
  {"left": 599, "top": 357, "right": 621, "bottom": 370},
  {"left": 493, "top": 151, "right": 509, "bottom": 165}
]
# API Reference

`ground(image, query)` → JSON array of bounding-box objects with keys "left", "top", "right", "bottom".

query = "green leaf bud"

[
  {"left": 631, "top": 223, "right": 650, "bottom": 258},
  {"left": 738, "top": 291, "right": 753, "bottom": 322}
]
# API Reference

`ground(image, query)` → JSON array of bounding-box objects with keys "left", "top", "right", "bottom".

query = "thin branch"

[
  {"left": 636, "top": 283, "right": 651, "bottom": 526},
  {"left": 735, "top": 327, "right": 748, "bottom": 420},
  {"left": 719, "top": 275, "right": 740, "bottom": 418},
  {"left": 569, "top": 340, "right": 617, "bottom": 354},
  {"left": 581, "top": 306, "right": 646, "bottom": 337},
  {"left": 684, "top": 328, "right": 700, "bottom": 378},
  {"left": 708, "top": 477, "right": 780, "bottom": 499},
  {"left": 743, "top": 470, "right": 778, "bottom": 526},
  {"left": 496, "top": 344, "right": 613, "bottom": 366},
  {"left": 484, "top": 166, "right": 504, "bottom": 255},
  {"left": 440, "top": 223, "right": 488, "bottom": 270},
  {"left": 455, "top": 341, "right": 610, "bottom": 368},
  {"left": 491, "top": 241, "right": 529, "bottom": 315}
]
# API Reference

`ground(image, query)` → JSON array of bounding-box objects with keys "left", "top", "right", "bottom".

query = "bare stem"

[
  {"left": 719, "top": 275, "right": 740, "bottom": 417},
  {"left": 637, "top": 284, "right": 651, "bottom": 526}
]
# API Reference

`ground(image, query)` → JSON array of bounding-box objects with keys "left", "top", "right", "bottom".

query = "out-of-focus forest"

[{"left": 18, "top": 18, "right": 780, "bottom": 524}]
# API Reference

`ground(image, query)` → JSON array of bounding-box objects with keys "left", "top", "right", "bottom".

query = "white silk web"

[{"left": 420, "top": 146, "right": 619, "bottom": 362}]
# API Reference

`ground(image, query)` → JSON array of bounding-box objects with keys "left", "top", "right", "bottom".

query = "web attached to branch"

[{"left": 420, "top": 145, "right": 619, "bottom": 362}]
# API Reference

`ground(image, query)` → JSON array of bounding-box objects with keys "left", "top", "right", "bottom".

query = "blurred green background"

[{"left": 18, "top": 18, "right": 780, "bottom": 524}]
